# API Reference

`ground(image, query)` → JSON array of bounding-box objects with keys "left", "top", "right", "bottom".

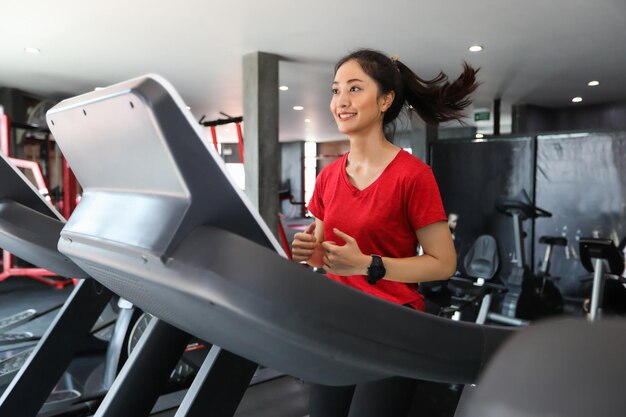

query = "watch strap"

[{"left": 367, "top": 254, "right": 386, "bottom": 285}]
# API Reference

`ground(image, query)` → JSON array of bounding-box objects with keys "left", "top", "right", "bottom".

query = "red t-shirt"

[{"left": 307, "top": 150, "right": 447, "bottom": 311}]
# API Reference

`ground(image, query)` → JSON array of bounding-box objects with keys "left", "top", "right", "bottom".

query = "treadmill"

[
  {"left": 43, "top": 74, "right": 515, "bottom": 416},
  {"left": 0, "top": 152, "right": 213, "bottom": 417},
  {"left": 0, "top": 152, "right": 113, "bottom": 416}
]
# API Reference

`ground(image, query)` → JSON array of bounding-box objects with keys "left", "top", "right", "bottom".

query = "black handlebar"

[
  {"left": 495, "top": 198, "right": 552, "bottom": 220},
  {"left": 579, "top": 237, "right": 625, "bottom": 276}
]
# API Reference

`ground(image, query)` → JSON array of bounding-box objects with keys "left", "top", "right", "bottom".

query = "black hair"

[{"left": 334, "top": 49, "right": 479, "bottom": 132}]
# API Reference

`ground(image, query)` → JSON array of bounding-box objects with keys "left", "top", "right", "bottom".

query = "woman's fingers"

[
  {"left": 293, "top": 235, "right": 317, "bottom": 249},
  {"left": 292, "top": 230, "right": 319, "bottom": 262},
  {"left": 332, "top": 228, "right": 355, "bottom": 244}
]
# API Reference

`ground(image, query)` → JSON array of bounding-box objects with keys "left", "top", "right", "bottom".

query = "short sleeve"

[
  {"left": 306, "top": 170, "right": 326, "bottom": 220},
  {"left": 407, "top": 168, "right": 448, "bottom": 230}
]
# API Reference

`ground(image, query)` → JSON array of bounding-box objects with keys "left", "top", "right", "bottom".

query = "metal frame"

[
  {"left": 0, "top": 149, "right": 101, "bottom": 416},
  {"left": 94, "top": 317, "right": 190, "bottom": 417},
  {"left": 174, "top": 346, "right": 257, "bottom": 417},
  {"left": 0, "top": 279, "right": 112, "bottom": 417}
]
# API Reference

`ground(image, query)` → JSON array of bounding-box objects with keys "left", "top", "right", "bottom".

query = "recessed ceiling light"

[
  {"left": 186, "top": 106, "right": 191, "bottom": 110},
  {"left": 587, "top": 80, "right": 600, "bottom": 87},
  {"left": 305, "top": 119, "right": 311, "bottom": 123},
  {"left": 24, "top": 47, "right": 41, "bottom": 54},
  {"left": 468, "top": 45, "right": 483, "bottom": 52},
  {"left": 572, "top": 97, "right": 583, "bottom": 103},
  {"left": 279, "top": 86, "right": 289, "bottom": 91},
  {"left": 293, "top": 106, "right": 304, "bottom": 111},
  {"left": 475, "top": 133, "right": 484, "bottom": 139}
]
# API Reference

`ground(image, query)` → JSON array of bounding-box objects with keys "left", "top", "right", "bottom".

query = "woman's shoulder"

[
  {"left": 395, "top": 149, "right": 433, "bottom": 176},
  {"left": 318, "top": 153, "right": 348, "bottom": 178}
]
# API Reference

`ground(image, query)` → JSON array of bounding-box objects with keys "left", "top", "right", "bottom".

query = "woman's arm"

[
  {"left": 321, "top": 221, "right": 456, "bottom": 283},
  {"left": 383, "top": 221, "right": 457, "bottom": 282}
]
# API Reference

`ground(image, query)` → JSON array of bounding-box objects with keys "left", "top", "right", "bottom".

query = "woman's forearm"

[{"left": 379, "top": 253, "right": 456, "bottom": 283}]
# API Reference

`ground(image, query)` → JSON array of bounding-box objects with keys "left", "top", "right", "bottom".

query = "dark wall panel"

[
  {"left": 513, "top": 101, "right": 626, "bottom": 134},
  {"left": 431, "top": 138, "right": 534, "bottom": 281},
  {"left": 535, "top": 132, "right": 626, "bottom": 297}
]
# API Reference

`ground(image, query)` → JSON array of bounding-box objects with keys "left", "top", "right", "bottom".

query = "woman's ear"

[{"left": 381, "top": 91, "right": 395, "bottom": 112}]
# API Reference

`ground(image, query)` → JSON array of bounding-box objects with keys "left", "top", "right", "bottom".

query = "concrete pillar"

[{"left": 242, "top": 52, "right": 280, "bottom": 237}]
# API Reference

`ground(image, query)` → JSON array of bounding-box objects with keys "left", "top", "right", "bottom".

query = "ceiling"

[{"left": 1, "top": 0, "right": 625, "bottom": 143}]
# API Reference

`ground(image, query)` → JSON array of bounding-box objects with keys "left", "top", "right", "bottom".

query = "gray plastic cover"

[
  {"left": 48, "top": 75, "right": 514, "bottom": 385},
  {"left": 0, "top": 152, "right": 88, "bottom": 278},
  {"left": 455, "top": 318, "right": 626, "bottom": 417}
]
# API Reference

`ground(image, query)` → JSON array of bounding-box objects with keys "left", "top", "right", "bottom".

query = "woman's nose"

[{"left": 336, "top": 91, "right": 348, "bottom": 107}]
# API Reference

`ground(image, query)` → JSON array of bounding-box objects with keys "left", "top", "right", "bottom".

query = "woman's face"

[{"left": 330, "top": 59, "right": 393, "bottom": 136}]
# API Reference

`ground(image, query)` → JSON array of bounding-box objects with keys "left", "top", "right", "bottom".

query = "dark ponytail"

[
  {"left": 396, "top": 60, "right": 478, "bottom": 126},
  {"left": 334, "top": 49, "right": 479, "bottom": 128}
]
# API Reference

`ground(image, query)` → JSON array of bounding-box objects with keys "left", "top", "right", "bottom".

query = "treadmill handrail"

[{"left": 59, "top": 223, "right": 514, "bottom": 385}]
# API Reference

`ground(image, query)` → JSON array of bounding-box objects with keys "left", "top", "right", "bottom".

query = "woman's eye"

[
  {"left": 350, "top": 86, "right": 361, "bottom": 92},
  {"left": 331, "top": 88, "right": 339, "bottom": 94}
]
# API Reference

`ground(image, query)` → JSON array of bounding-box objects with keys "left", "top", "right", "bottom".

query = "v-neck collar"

[{"left": 341, "top": 149, "right": 403, "bottom": 193}]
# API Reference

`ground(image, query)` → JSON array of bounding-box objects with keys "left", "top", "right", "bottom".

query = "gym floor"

[{"left": 0, "top": 276, "right": 73, "bottom": 347}]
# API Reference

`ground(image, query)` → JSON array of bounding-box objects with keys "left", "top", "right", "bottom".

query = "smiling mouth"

[{"left": 338, "top": 113, "right": 356, "bottom": 120}]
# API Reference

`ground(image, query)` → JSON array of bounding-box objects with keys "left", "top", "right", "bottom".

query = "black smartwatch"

[{"left": 367, "top": 255, "right": 386, "bottom": 285}]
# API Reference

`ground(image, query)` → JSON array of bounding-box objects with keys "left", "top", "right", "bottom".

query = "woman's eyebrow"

[{"left": 332, "top": 78, "right": 364, "bottom": 85}]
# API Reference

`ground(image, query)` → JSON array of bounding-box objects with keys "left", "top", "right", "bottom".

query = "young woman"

[{"left": 291, "top": 49, "right": 479, "bottom": 417}]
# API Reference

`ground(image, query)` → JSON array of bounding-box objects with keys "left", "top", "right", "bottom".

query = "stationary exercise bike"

[
  {"left": 495, "top": 192, "right": 564, "bottom": 322},
  {"left": 423, "top": 222, "right": 566, "bottom": 325},
  {"left": 579, "top": 237, "right": 626, "bottom": 321},
  {"left": 430, "top": 233, "right": 565, "bottom": 326},
  {"left": 435, "top": 234, "right": 510, "bottom": 324}
]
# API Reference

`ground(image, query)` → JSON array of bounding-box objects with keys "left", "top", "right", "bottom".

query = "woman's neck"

[{"left": 347, "top": 129, "right": 396, "bottom": 164}]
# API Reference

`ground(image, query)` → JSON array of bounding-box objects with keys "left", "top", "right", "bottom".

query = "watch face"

[
  {"left": 368, "top": 255, "right": 386, "bottom": 284},
  {"left": 369, "top": 265, "right": 385, "bottom": 279}
]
